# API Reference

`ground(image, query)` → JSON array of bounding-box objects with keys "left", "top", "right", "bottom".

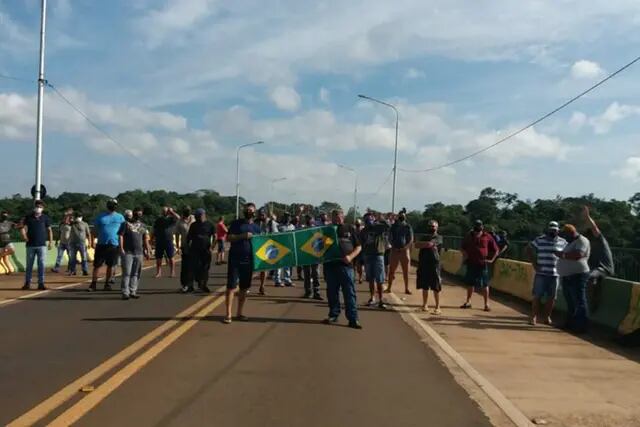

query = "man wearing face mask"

[
  {"left": 460, "top": 219, "right": 499, "bottom": 311},
  {"left": 556, "top": 224, "right": 591, "bottom": 333},
  {"left": 360, "top": 212, "right": 390, "bottom": 308},
  {"left": 119, "top": 209, "right": 151, "bottom": 300},
  {"left": 89, "top": 199, "right": 125, "bottom": 292},
  {"left": 187, "top": 209, "right": 216, "bottom": 293},
  {"left": 415, "top": 220, "right": 444, "bottom": 314},
  {"left": 52, "top": 212, "right": 73, "bottom": 274},
  {"left": 153, "top": 206, "right": 180, "bottom": 279},
  {"left": 20, "top": 200, "right": 53, "bottom": 290},
  {"left": 224, "top": 202, "right": 260, "bottom": 324},
  {"left": 387, "top": 209, "right": 414, "bottom": 295},
  {"left": 274, "top": 212, "right": 295, "bottom": 287},
  {"left": 68, "top": 211, "right": 92, "bottom": 276},
  {"left": 527, "top": 221, "right": 567, "bottom": 325}
]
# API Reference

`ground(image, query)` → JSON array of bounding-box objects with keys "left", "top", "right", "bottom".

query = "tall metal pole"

[
  {"left": 358, "top": 94, "right": 399, "bottom": 213},
  {"left": 235, "top": 141, "right": 264, "bottom": 219},
  {"left": 34, "top": 0, "right": 48, "bottom": 201}
]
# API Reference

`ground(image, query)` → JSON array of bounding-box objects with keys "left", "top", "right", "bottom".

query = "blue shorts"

[
  {"left": 365, "top": 254, "right": 385, "bottom": 285},
  {"left": 532, "top": 274, "right": 559, "bottom": 299},
  {"left": 155, "top": 241, "right": 175, "bottom": 260},
  {"left": 227, "top": 261, "right": 253, "bottom": 290},
  {"left": 216, "top": 239, "right": 225, "bottom": 252},
  {"left": 465, "top": 264, "right": 490, "bottom": 289}
]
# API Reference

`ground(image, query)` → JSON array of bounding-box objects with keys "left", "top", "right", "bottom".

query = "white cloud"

[
  {"left": 475, "top": 127, "right": 573, "bottom": 165},
  {"left": 589, "top": 102, "right": 640, "bottom": 134},
  {"left": 319, "top": 87, "right": 330, "bottom": 104},
  {"left": 405, "top": 67, "right": 425, "bottom": 79},
  {"left": 269, "top": 86, "right": 301, "bottom": 112},
  {"left": 568, "top": 111, "right": 587, "bottom": 131},
  {"left": 612, "top": 157, "right": 640, "bottom": 182},
  {"left": 570, "top": 60, "right": 605, "bottom": 79}
]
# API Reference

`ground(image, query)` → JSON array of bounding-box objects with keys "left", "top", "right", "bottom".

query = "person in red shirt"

[
  {"left": 460, "top": 219, "right": 499, "bottom": 311},
  {"left": 215, "top": 217, "right": 228, "bottom": 265}
]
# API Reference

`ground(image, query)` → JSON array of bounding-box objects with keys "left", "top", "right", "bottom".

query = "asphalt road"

[{"left": 0, "top": 263, "right": 493, "bottom": 427}]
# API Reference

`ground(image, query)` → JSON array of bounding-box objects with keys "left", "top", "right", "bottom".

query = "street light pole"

[
  {"left": 269, "top": 177, "right": 287, "bottom": 214},
  {"left": 235, "top": 141, "right": 264, "bottom": 218},
  {"left": 358, "top": 94, "right": 399, "bottom": 213},
  {"left": 338, "top": 164, "right": 358, "bottom": 223},
  {"left": 34, "top": 0, "right": 48, "bottom": 201}
]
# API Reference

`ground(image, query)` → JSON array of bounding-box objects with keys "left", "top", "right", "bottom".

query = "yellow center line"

[
  {"left": 47, "top": 293, "right": 226, "bottom": 426},
  {"left": 7, "top": 287, "right": 217, "bottom": 427}
]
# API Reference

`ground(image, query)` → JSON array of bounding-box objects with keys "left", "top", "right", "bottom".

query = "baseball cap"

[
  {"left": 548, "top": 221, "right": 560, "bottom": 231},
  {"left": 474, "top": 219, "right": 483, "bottom": 226},
  {"left": 194, "top": 208, "right": 205, "bottom": 217}
]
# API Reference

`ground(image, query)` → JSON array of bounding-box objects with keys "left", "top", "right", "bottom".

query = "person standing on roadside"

[
  {"left": 68, "top": 211, "right": 92, "bottom": 276},
  {"left": 415, "top": 220, "right": 444, "bottom": 314},
  {"left": 20, "top": 200, "right": 53, "bottom": 290},
  {"left": 215, "top": 216, "right": 228, "bottom": 265},
  {"left": 460, "top": 220, "right": 499, "bottom": 311},
  {"left": 556, "top": 224, "right": 591, "bottom": 333},
  {"left": 89, "top": 199, "right": 125, "bottom": 292},
  {"left": 361, "top": 212, "right": 389, "bottom": 309},
  {"left": 175, "top": 207, "right": 195, "bottom": 293},
  {"left": 119, "top": 209, "right": 151, "bottom": 300},
  {"left": 256, "top": 208, "right": 274, "bottom": 296},
  {"left": 527, "top": 221, "right": 567, "bottom": 325},
  {"left": 52, "top": 212, "right": 73, "bottom": 273},
  {"left": 581, "top": 206, "right": 614, "bottom": 313},
  {"left": 153, "top": 206, "right": 180, "bottom": 278},
  {"left": 387, "top": 209, "right": 414, "bottom": 295},
  {"left": 224, "top": 202, "right": 260, "bottom": 324},
  {"left": 354, "top": 218, "right": 365, "bottom": 284},
  {"left": 187, "top": 208, "right": 216, "bottom": 293},
  {"left": 0, "top": 210, "right": 17, "bottom": 275},
  {"left": 323, "top": 209, "right": 363, "bottom": 329},
  {"left": 274, "top": 212, "right": 295, "bottom": 287},
  {"left": 302, "top": 214, "right": 323, "bottom": 300}
]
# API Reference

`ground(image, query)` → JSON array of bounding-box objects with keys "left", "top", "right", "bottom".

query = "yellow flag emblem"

[
  {"left": 300, "top": 232, "right": 334, "bottom": 258},
  {"left": 255, "top": 239, "right": 291, "bottom": 265}
]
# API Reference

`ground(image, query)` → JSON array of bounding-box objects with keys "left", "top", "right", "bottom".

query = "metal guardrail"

[{"left": 418, "top": 234, "right": 640, "bottom": 283}]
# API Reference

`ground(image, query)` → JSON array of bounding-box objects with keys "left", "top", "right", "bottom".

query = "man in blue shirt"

[
  {"left": 89, "top": 199, "right": 125, "bottom": 291},
  {"left": 223, "top": 202, "right": 260, "bottom": 324},
  {"left": 20, "top": 200, "right": 53, "bottom": 290}
]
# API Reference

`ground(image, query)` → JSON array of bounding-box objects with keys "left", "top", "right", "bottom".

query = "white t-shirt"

[{"left": 557, "top": 235, "right": 591, "bottom": 277}]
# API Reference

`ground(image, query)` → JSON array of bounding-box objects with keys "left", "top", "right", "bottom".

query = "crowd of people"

[{"left": 0, "top": 198, "right": 613, "bottom": 333}]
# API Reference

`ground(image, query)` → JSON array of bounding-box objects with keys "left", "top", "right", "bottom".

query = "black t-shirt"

[
  {"left": 390, "top": 222, "right": 413, "bottom": 249},
  {"left": 23, "top": 213, "right": 51, "bottom": 247},
  {"left": 119, "top": 221, "right": 148, "bottom": 255},
  {"left": 327, "top": 224, "right": 361, "bottom": 266},
  {"left": 361, "top": 222, "right": 390, "bottom": 255},
  {"left": 418, "top": 233, "right": 443, "bottom": 269},
  {"left": 187, "top": 220, "right": 215, "bottom": 252},
  {"left": 154, "top": 216, "right": 176, "bottom": 244}
]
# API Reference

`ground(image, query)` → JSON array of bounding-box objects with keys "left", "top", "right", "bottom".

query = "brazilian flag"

[{"left": 252, "top": 226, "right": 342, "bottom": 271}]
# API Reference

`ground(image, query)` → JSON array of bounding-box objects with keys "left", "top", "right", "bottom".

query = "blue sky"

[{"left": 2, "top": 0, "right": 640, "bottom": 212}]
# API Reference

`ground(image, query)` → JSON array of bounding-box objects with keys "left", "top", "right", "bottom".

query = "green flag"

[{"left": 252, "top": 226, "right": 342, "bottom": 271}]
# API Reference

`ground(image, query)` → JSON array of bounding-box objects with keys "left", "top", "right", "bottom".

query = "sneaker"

[
  {"left": 432, "top": 308, "right": 442, "bottom": 315},
  {"left": 348, "top": 321, "right": 363, "bottom": 329},
  {"left": 529, "top": 316, "right": 537, "bottom": 326},
  {"left": 366, "top": 298, "right": 376, "bottom": 307},
  {"left": 284, "top": 282, "right": 294, "bottom": 287},
  {"left": 323, "top": 317, "right": 339, "bottom": 324},
  {"left": 51, "top": 268, "right": 59, "bottom": 273},
  {"left": 37, "top": 284, "right": 47, "bottom": 291},
  {"left": 104, "top": 284, "right": 113, "bottom": 292},
  {"left": 312, "top": 293, "right": 323, "bottom": 301},
  {"left": 460, "top": 303, "right": 472, "bottom": 309},
  {"left": 222, "top": 317, "right": 232, "bottom": 324},
  {"left": 130, "top": 294, "right": 140, "bottom": 299},
  {"left": 302, "top": 292, "right": 312, "bottom": 299},
  {"left": 274, "top": 283, "right": 284, "bottom": 288},
  {"left": 544, "top": 317, "right": 553, "bottom": 326},
  {"left": 121, "top": 294, "right": 130, "bottom": 300},
  {"left": 378, "top": 302, "right": 387, "bottom": 310},
  {"left": 237, "top": 315, "right": 249, "bottom": 322},
  {"left": 87, "top": 284, "right": 97, "bottom": 292},
  {"left": 21, "top": 283, "right": 31, "bottom": 290}
]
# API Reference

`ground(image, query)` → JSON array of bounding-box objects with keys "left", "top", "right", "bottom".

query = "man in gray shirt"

[
  {"left": 556, "top": 224, "right": 591, "bottom": 333},
  {"left": 581, "top": 206, "right": 614, "bottom": 312},
  {"left": 119, "top": 209, "right": 151, "bottom": 300},
  {"left": 68, "top": 212, "right": 92, "bottom": 276}
]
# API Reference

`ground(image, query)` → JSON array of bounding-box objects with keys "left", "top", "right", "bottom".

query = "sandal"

[{"left": 432, "top": 309, "right": 442, "bottom": 315}]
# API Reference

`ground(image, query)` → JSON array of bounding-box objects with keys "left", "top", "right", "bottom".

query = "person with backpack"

[{"left": 360, "top": 212, "right": 390, "bottom": 309}]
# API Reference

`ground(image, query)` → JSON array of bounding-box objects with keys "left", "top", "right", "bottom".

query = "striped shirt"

[{"left": 530, "top": 234, "right": 568, "bottom": 276}]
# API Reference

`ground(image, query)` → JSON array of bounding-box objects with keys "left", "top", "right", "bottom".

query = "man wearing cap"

[
  {"left": 556, "top": 224, "right": 591, "bottom": 333},
  {"left": 527, "top": 221, "right": 568, "bottom": 325},
  {"left": 187, "top": 208, "right": 216, "bottom": 293},
  {"left": 460, "top": 219, "right": 499, "bottom": 311},
  {"left": 20, "top": 200, "right": 53, "bottom": 290},
  {"left": 89, "top": 199, "right": 125, "bottom": 292}
]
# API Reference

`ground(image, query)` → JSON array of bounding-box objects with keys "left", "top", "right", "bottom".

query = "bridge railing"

[{"left": 416, "top": 234, "right": 640, "bottom": 283}]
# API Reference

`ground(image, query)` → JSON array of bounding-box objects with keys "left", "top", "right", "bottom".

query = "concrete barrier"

[
  {"left": 415, "top": 249, "right": 639, "bottom": 334},
  {"left": 1, "top": 242, "right": 95, "bottom": 273}
]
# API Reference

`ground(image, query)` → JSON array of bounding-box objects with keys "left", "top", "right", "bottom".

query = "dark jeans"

[
  {"left": 180, "top": 247, "right": 193, "bottom": 287},
  {"left": 191, "top": 248, "right": 212, "bottom": 287},
  {"left": 324, "top": 262, "right": 358, "bottom": 322},
  {"left": 562, "top": 272, "right": 590, "bottom": 332},
  {"left": 303, "top": 264, "right": 320, "bottom": 294},
  {"left": 68, "top": 243, "right": 89, "bottom": 274}
]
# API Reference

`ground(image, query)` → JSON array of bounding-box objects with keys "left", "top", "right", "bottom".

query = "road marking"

[
  {"left": 47, "top": 291, "right": 226, "bottom": 426},
  {"left": 387, "top": 292, "right": 535, "bottom": 427},
  {"left": 7, "top": 286, "right": 217, "bottom": 427}
]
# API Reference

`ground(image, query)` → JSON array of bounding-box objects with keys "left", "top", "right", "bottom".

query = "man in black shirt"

[
  {"left": 415, "top": 220, "right": 444, "bottom": 314},
  {"left": 153, "top": 206, "right": 180, "bottom": 278},
  {"left": 323, "top": 209, "right": 362, "bottom": 329},
  {"left": 387, "top": 209, "right": 414, "bottom": 295},
  {"left": 20, "top": 200, "right": 53, "bottom": 290},
  {"left": 187, "top": 208, "right": 216, "bottom": 293}
]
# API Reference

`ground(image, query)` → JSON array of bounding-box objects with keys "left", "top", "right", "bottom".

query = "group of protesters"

[{"left": 1, "top": 197, "right": 613, "bottom": 333}]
